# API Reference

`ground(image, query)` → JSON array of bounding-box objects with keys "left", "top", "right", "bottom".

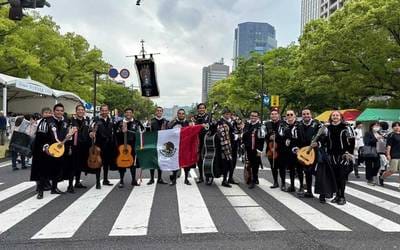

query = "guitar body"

[
  {"left": 87, "top": 144, "right": 102, "bottom": 169},
  {"left": 203, "top": 133, "right": 221, "bottom": 178},
  {"left": 48, "top": 143, "right": 65, "bottom": 158},
  {"left": 297, "top": 146, "right": 316, "bottom": 166},
  {"left": 116, "top": 144, "right": 134, "bottom": 168},
  {"left": 267, "top": 140, "right": 278, "bottom": 160}
]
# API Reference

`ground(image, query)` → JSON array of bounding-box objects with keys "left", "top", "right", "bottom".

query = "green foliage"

[
  {"left": 209, "top": 0, "right": 400, "bottom": 117},
  {"left": 0, "top": 7, "right": 155, "bottom": 117}
]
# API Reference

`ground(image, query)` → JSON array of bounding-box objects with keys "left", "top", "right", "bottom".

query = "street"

[{"left": 1, "top": 160, "right": 400, "bottom": 249}]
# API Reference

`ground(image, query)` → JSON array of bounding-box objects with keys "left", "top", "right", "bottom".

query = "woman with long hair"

[{"left": 363, "top": 121, "right": 382, "bottom": 185}]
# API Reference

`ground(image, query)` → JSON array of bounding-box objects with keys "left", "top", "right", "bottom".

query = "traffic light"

[{"left": 7, "top": 0, "right": 50, "bottom": 20}]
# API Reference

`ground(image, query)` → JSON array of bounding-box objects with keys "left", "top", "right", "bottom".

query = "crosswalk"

[{"left": 1, "top": 176, "right": 400, "bottom": 240}]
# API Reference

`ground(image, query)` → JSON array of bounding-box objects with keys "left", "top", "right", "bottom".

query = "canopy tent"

[
  {"left": 356, "top": 108, "right": 400, "bottom": 122},
  {"left": 315, "top": 109, "right": 361, "bottom": 122},
  {"left": 0, "top": 73, "right": 85, "bottom": 114}
]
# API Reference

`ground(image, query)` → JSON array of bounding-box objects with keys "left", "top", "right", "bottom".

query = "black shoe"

[
  {"left": 184, "top": 179, "right": 192, "bottom": 185},
  {"left": 206, "top": 177, "right": 213, "bottom": 186},
  {"left": 280, "top": 185, "right": 286, "bottom": 191},
  {"left": 12, "top": 167, "right": 19, "bottom": 171},
  {"left": 248, "top": 183, "right": 255, "bottom": 189},
  {"left": 379, "top": 175, "right": 384, "bottom": 186},
  {"left": 37, "top": 191, "right": 43, "bottom": 199},
  {"left": 169, "top": 179, "right": 177, "bottom": 186},
  {"left": 319, "top": 196, "right": 326, "bottom": 204},
  {"left": 285, "top": 185, "right": 295, "bottom": 193},
  {"left": 51, "top": 188, "right": 64, "bottom": 194},
  {"left": 331, "top": 196, "right": 340, "bottom": 203},
  {"left": 196, "top": 178, "right": 204, "bottom": 184},
  {"left": 222, "top": 181, "right": 232, "bottom": 188},
  {"left": 297, "top": 187, "right": 305, "bottom": 197},
  {"left": 157, "top": 179, "right": 167, "bottom": 185},
  {"left": 74, "top": 182, "right": 87, "bottom": 189},
  {"left": 67, "top": 186, "right": 75, "bottom": 193},
  {"left": 147, "top": 179, "right": 155, "bottom": 185},
  {"left": 103, "top": 180, "right": 113, "bottom": 186},
  {"left": 228, "top": 179, "right": 239, "bottom": 185},
  {"left": 355, "top": 174, "right": 360, "bottom": 178},
  {"left": 270, "top": 182, "right": 279, "bottom": 189},
  {"left": 337, "top": 197, "right": 346, "bottom": 205},
  {"left": 21, "top": 166, "right": 27, "bottom": 169},
  {"left": 96, "top": 183, "right": 101, "bottom": 189},
  {"left": 131, "top": 180, "right": 140, "bottom": 186},
  {"left": 118, "top": 182, "right": 124, "bottom": 188},
  {"left": 304, "top": 192, "right": 314, "bottom": 198}
]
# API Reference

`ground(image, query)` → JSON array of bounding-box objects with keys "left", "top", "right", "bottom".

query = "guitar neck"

[{"left": 124, "top": 131, "right": 127, "bottom": 149}]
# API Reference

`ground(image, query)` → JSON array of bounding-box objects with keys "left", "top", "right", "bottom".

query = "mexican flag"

[{"left": 135, "top": 125, "right": 203, "bottom": 171}]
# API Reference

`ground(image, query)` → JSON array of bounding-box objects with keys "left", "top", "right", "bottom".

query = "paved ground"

[{"left": 0, "top": 159, "right": 400, "bottom": 250}]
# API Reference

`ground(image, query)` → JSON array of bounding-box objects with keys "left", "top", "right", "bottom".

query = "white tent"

[{"left": 0, "top": 73, "right": 85, "bottom": 115}]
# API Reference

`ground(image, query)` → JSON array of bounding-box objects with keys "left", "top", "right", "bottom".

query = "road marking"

[
  {"left": 176, "top": 177, "right": 217, "bottom": 234},
  {"left": 0, "top": 181, "right": 68, "bottom": 235},
  {"left": 259, "top": 179, "right": 350, "bottom": 231},
  {"left": 0, "top": 161, "right": 11, "bottom": 168},
  {"left": 217, "top": 180, "right": 285, "bottom": 231},
  {"left": 383, "top": 182, "right": 400, "bottom": 189},
  {"left": 109, "top": 179, "right": 156, "bottom": 236},
  {"left": 357, "top": 171, "right": 398, "bottom": 176},
  {"left": 236, "top": 166, "right": 271, "bottom": 171},
  {"left": 0, "top": 182, "right": 36, "bottom": 202},
  {"left": 346, "top": 186, "right": 400, "bottom": 216},
  {"left": 350, "top": 181, "right": 400, "bottom": 199},
  {"left": 32, "top": 179, "right": 118, "bottom": 239}
]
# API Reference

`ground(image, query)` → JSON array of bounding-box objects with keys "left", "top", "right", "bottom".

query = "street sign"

[
  {"left": 119, "top": 68, "right": 130, "bottom": 79},
  {"left": 271, "top": 95, "right": 280, "bottom": 107},
  {"left": 84, "top": 103, "right": 93, "bottom": 110},
  {"left": 262, "top": 95, "right": 270, "bottom": 107},
  {"left": 108, "top": 68, "right": 119, "bottom": 78}
]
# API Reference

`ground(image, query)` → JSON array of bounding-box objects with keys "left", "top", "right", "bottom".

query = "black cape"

[{"left": 314, "top": 148, "right": 337, "bottom": 198}]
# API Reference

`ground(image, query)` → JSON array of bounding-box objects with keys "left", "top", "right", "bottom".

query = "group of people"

[{"left": 6, "top": 101, "right": 399, "bottom": 206}]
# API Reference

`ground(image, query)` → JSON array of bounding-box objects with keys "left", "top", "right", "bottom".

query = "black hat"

[{"left": 222, "top": 107, "right": 231, "bottom": 114}]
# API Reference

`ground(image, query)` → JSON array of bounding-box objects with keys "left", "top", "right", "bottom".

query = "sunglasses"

[{"left": 286, "top": 113, "right": 294, "bottom": 116}]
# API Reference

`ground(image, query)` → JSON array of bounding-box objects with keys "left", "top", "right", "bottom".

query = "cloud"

[{"left": 40, "top": 0, "right": 300, "bottom": 107}]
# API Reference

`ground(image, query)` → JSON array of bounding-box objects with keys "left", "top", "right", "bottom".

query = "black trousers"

[
  {"left": 332, "top": 163, "right": 347, "bottom": 198},
  {"left": 172, "top": 168, "right": 190, "bottom": 181},
  {"left": 150, "top": 169, "right": 162, "bottom": 180},
  {"left": 365, "top": 157, "right": 380, "bottom": 181},
  {"left": 119, "top": 166, "right": 137, "bottom": 183},
  {"left": 247, "top": 150, "right": 261, "bottom": 184},
  {"left": 282, "top": 153, "right": 297, "bottom": 187},
  {"left": 229, "top": 142, "right": 238, "bottom": 180},
  {"left": 268, "top": 157, "right": 285, "bottom": 185},
  {"left": 221, "top": 158, "right": 232, "bottom": 181},
  {"left": 297, "top": 164, "right": 314, "bottom": 193}
]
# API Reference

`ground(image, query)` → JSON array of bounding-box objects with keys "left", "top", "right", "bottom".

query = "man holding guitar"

[
  {"left": 115, "top": 108, "right": 144, "bottom": 188},
  {"left": 297, "top": 109, "right": 322, "bottom": 198},
  {"left": 35, "top": 103, "right": 74, "bottom": 199}
]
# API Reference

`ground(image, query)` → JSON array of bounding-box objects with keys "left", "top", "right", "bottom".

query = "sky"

[{"left": 41, "top": 0, "right": 301, "bottom": 108}]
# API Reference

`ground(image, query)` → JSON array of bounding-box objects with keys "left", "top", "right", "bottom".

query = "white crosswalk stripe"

[
  {"left": 0, "top": 181, "right": 69, "bottom": 235},
  {"left": 32, "top": 179, "right": 118, "bottom": 239},
  {"left": 3, "top": 175, "right": 400, "bottom": 239},
  {"left": 0, "top": 182, "right": 36, "bottom": 203},
  {"left": 0, "top": 161, "right": 12, "bottom": 168},
  {"left": 217, "top": 180, "right": 285, "bottom": 232},
  {"left": 383, "top": 182, "right": 400, "bottom": 189},
  {"left": 260, "top": 179, "right": 350, "bottom": 231},
  {"left": 176, "top": 176, "right": 217, "bottom": 234},
  {"left": 350, "top": 181, "right": 400, "bottom": 199},
  {"left": 109, "top": 179, "right": 156, "bottom": 236}
]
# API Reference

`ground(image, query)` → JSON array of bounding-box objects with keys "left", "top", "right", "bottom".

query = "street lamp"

[{"left": 258, "top": 62, "right": 265, "bottom": 122}]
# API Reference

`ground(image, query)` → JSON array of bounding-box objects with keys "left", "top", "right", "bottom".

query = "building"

[
  {"left": 301, "top": 0, "right": 346, "bottom": 32},
  {"left": 233, "top": 22, "right": 277, "bottom": 69},
  {"left": 319, "top": 0, "right": 345, "bottom": 18},
  {"left": 300, "top": 0, "right": 319, "bottom": 33},
  {"left": 201, "top": 59, "right": 230, "bottom": 103}
]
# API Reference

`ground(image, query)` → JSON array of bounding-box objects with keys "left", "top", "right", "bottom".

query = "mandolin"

[
  {"left": 297, "top": 125, "right": 326, "bottom": 166},
  {"left": 48, "top": 127, "right": 76, "bottom": 158},
  {"left": 87, "top": 124, "right": 102, "bottom": 169},
  {"left": 116, "top": 121, "right": 134, "bottom": 168}
]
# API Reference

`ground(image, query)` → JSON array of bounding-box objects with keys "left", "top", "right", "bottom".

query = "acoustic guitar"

[
  {"left": 116, "top": 121, "right": 134, "bottom": 168},
  {"left": 48, "top": 127, "right": 76, "bottom": 158},
  {"left": 87, "top": 125, "right": 102, "bottom": 169},
  {"left": 297, "top": 125, "right": 326, "bottom": 166}
]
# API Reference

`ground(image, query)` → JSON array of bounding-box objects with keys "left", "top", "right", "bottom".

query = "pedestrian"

[
  {"left": 0, "top": 111, "right": 7, "bottom": 145},
  {"left": 380, "top": 122, "right": 400, "bottom": 188},
  {"left": 353, "top": 121, "right": 364, "bottom": 178},
  {"left": 363, "top": 122, "right": 382, "bottom": 185}
]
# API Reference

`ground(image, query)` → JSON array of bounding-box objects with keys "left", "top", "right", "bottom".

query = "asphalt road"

[{"left": 0, "top": 159, "right": 400, "bottom": 250}]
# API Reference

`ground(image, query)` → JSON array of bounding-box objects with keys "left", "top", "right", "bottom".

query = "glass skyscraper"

[{"left": 233, "top": 22, "right": 277, "bottom": 69}]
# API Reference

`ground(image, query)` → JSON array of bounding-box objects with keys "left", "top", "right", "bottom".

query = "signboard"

[
  {"left": 108, "top": 68, "right": 119, "bottom": 78},
  {"left": 135, "top": 58, "right": 160, "bottom": 97},
  {"left": 15, "top": 80, "right": 53, "bottom": 96},
  {"left": 119, "top": 69, "right": 130, "bottom": 79},
  {"left": 271, "top": 95, "right": 280, "bottom": 107},
  {"left": 262, "top": 95, "right": 270, "bottom": 107}
]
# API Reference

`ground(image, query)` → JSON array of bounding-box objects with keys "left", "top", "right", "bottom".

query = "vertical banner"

[{"left": 135, "top": 58, "right": 160, "bottom": 97}]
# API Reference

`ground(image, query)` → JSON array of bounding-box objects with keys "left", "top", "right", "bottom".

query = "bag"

[
  {"left": 360, "top": 146, "right": 378, "bottom": 158},
  {"left": 376, "top": 141, "right": 386, "bottom": 154}
]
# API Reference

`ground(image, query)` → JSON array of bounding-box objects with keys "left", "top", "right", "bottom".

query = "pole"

[
  {"left": 93, "top": 71, "right": 97, "bottom": 118},
  {"left": 260, "top": 62, "right": 264, "bottom": 122}
]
